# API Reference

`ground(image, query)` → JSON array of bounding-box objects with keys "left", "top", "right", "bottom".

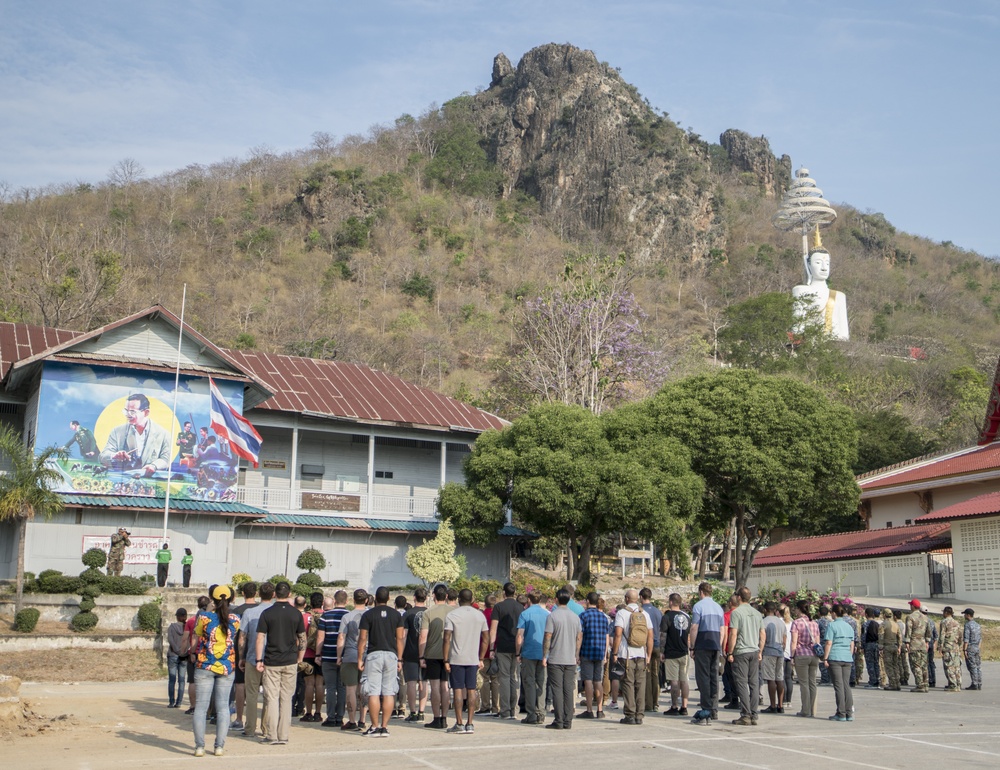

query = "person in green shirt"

[
  {"left": 182, "top": 548, "right": 194, "bottom": 588},
  {"left": 156, "top": 543, "right": 172, "bottom": 587},
  {"left": 725, "top": 587, "right": 765, "bottom": 725}
]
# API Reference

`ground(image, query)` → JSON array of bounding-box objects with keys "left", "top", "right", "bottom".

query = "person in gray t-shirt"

[
  {"left": 761, "top": 603, "right": 787, "bottom": 711},
  {"left": 543, "top": 589, "right": 583, "bottom": 729}
]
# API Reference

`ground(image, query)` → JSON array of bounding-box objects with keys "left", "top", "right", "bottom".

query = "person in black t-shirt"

[
  {"left": 402, "top": 587, "right": 428, "bottom": 721},
  {"left": 255, "top": 582, "right": 306, "bottom": 744},
  {"left": 357, "top": 586, "right": 405, "bottom": 736},
  {"left": 659, "top": 593, "right": 691, "bottom": 716},
  {"left": 489, "top": 582, "right": 523, "bottom": 718}
]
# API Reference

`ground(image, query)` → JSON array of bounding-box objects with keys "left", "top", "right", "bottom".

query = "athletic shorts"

[
  {"left": 341, "top": 662, "right": 360, "bottom": 687},
  {"left": 186, "top": 658, "right": 197, "bottom": 681},
  {"left": 663, "top": 655, "right": 688, "bottom": 682},
  {"left": 402, "top": 661, "right": 423, "bottom": 683},
  {"left": 761, "top": 655, "right": 783, "bottom": 681},
  {"left": 361, "top": 651, "right": 399, "bottom": 697},
  {"left": 580, "top": 658, "right": 604, "bottom": 682},
  {"left": 424, "top": 658, "right": 447, "bottom": 681},
  {"left": 448, "top": 664, "right": 478, "bottom": 691}
]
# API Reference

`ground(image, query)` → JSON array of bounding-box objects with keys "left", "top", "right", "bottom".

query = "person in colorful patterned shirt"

[{"left": 192, "top": 584, "right": 241, "bottom": 758}]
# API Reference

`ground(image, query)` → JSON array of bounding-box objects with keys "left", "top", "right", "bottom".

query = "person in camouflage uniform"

[
  {"left": 894, "top": 609, "right": 910, "bottom": 685},
  {"left": 878, "top": 607, "right": 902, "bottom": 690},
  {"left": 849, "top": 606, "right": 865, "bottom": 686},
  {"left": 925, "top": 612, "right": 938, "bottom": 688},
  {"left": 108, "top": 527, "right": 131, "bottom": 577},
  {"left": 938, "top": 606, "right": 962, "bottom": 691},
  {"left": 963, "top": 608, "right": 982, "bottom": 690},
  {"left": 905, "top": 598, "right": 932, "bottom": 692}
]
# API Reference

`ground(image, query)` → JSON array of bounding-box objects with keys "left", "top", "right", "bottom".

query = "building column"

[
  {"left": 440, "top": 441, "right": 447, "bottom": 489},
  {"left": 367, "top": 432, "right": 375, "bottom": 516},
  {"left": 290, "top": 422, "right": 299, "bottom": 509}
]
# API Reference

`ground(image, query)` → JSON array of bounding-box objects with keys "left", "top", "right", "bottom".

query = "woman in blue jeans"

[
  {"left": 192, "top": 584, "right": 240, "bottom": 757},
  {"left": 166, "top": 607, "right": 188, "bottom": 707},
  {"left": 822, "top": 603, "right": 855, "bottom": 722}
]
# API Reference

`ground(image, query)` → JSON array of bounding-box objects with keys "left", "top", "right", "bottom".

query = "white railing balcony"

[{"left": 236, "top": 485, "right": 439, "bottom": 520}]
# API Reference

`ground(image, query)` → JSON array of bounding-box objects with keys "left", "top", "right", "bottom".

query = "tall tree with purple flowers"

[{"left": 508, "top": 254, "right": 664, "bottom": 415}]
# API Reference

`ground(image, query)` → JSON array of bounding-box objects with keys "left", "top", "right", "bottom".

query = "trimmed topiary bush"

[
  {"left": 296, "top": 547, "right": 327, "bottom": 574},
  {"left": 137, "top": 602, "right": 161, "bottom": 632},
  {"left": 14, "top": 607, "right": 40, "bottom": 633},
  {"left": 82, "top": 547, "right": 108, "bottom": 570},
  {"left": 80, "top": 567, "right": 105, "bottom": 584},
  {"left": 291, "top": 582, "right": 314, "bottom": 598},
  {"left": 296, "top": 572, "right": 323, "bottom": 588},
  {"left": 268, "top": 574, "right": 291, "bottom": 587},
  {"left": 71, "top": 610, "right": 98, "bottom": 632},
  {"left": 78, "top": 598, "right": 96, "bottom": 612},
  {"left": 326, "top": 579, "right": 349, "bottom": 587},
  {"left": 39, "top": 574, "right": 83, "bottom": 594},
  {"left": 81, "top": 583, "right": 102, "bottom": 600},
  {"left": 99, "top": 576, "right": 148, "bottom": 595}
]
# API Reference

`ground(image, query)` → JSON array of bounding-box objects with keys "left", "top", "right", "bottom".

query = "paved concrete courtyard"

[{"left": 6, "top": 663, "right": 999, "bottom": 769}]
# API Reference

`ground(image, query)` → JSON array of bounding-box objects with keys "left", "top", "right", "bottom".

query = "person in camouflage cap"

[
  {"left": 108, "top": 527, "right": 131, "bottom": 577},
  {"left": 905, "top": 599, "right": 932, "bottom": 693},
  {"left": 878, "top": 607, "right": 902, "bottom": 690},
  {"left": 938, "top": 606, "right": 962, "bottom": 691}
]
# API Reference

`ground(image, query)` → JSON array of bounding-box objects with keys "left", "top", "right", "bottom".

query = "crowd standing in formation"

[{"left": 163, "top": 579, "right": 988, "bottom": 756}]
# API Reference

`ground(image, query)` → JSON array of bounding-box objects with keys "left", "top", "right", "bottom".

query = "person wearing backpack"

[
  {"left": 300, "top": 592, "right": 326, "bottom": 723},
  {"left": 612, "top": 589, "right": 653, "bottom": 725}
]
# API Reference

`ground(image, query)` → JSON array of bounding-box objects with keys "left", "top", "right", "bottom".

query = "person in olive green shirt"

[
  {"left": 182, "top": 548, "right": 193, "bottom": 588},
  {"left": 156, "top": 544, "right": 172, "bottom": 587},
  {"left": 726, "top": 587, "right": 765, "bottom": 725}
]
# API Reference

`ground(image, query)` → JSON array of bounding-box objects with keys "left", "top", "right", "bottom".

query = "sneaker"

[
  {"left": 828, "top": 715, "right": 848, "bottom": 722},
  {"left": 464, "top": 723, "right": 475, "bottom": 734},
  {"left": 378, "top": 727, "right": 389, "bottom": 737},
  {"left": 731, "top": 716, "right": 753, "bottom": 726},
  {"left": 845, "top": 715, "right": 854, "bottom": 722},
  {"left": 596, "top": 711, "right": 605, "bottom": 719},
  {"left": 194, "top": 747, "right": 205, "bottom": 757},
  {"left": 750, "top": 717, "right": 758, "bottom": 725},
  {"left": 321, "top": 718, "right": 341, "bottom": 727},
  {"left": 214, "top": 748, "right": 224, "bottom": 757},
  {"left": 356, "top": 721, "right": 366, "bottom": 731},
  {"left": 776, "top": 707, "right": 783, "bottom": 714},
  {"left": 405, "top": 713, "right": 421, "bottom": 722},
  {"left": 446, "top": 723, "right": 465, "bottom": 734},
  {"left": 231, "top": 720, "right": 244, "bottom": 731},
  {"left": 691, "top": 716, "right": 710, "bottom": 726},
  {"left": 678, "top": 708, "right": 688, "bottom": 716},
  {"left": 619, "top": 716, "right": 636, "bottom": 725},
  {"left": 724, "top": 702, "right": 741, "bottom": 710},
  {"left": 545, "top": 722, "right": 563, "bottom": 729},
  {"left": 362, "top": 726, "right": 379, "bottom": 737},
  {"left": 299, "top": 713, "right": 313, "bottom": 722},
  {"left": 578, "top": 711, "right": 595, "bottom": 718},
  {"left": 341, "top": 722, "right": 357, "bottom": 731},
  {"left": 185, "top": 707, "right": 196, "bottom": 715},
  {"left": 475, "top": 708, "right": 491, "bottom": 715},
  {"left": 609, "top": 701, "right": 619, "bottom": 710},
  {"left": 521, "top": 716, "right": 539, "bottom": 724},
  {"left": 662, "top": 707, "right": 680, "bottom": 716}
]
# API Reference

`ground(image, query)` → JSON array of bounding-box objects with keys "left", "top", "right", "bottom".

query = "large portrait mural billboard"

[{"left": 36, "top": 362, "right": 246, "bottom": 502}]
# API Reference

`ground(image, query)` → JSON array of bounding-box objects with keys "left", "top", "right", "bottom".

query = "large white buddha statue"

[{"left": 792, "top": 227, "right": 849, "bottom": 340}]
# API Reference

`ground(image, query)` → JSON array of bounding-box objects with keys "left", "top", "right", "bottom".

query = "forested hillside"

[{"left": 2, "top": 43, "right": 997, "bottom": 469}]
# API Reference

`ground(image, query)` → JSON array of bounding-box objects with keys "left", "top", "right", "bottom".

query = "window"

[
  {"left": 375, "top": 470, "right": 394, "bottom": 479},
  {"left": 905, "top": 519, "right": 912, "bottom": 526},
  {"left": 886, "top": 522, "right": 893, "bottom": 528}
]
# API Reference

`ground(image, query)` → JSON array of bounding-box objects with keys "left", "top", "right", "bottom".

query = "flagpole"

[{"left": 163, "top": 284, "right": 187, "bottom": 544}]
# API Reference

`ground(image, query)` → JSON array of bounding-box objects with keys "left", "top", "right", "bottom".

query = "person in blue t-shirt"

[
  {"left": 822, "top": 604, "right": 856, "bottom": 722},
  {"left": 516, "top": 592, "right": 551, "bottom": 725},
  {"left": 689, "top": 582, "right": 724, "bottom": 724}
]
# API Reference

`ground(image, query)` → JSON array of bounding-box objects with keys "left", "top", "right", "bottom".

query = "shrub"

[
  {"left": 139, "top": 574, "right": 156, "bottom": 584},
  {"left": 100, "top": 576, "right": 148, "bottom": 595},
  {"left": 80, "top": 583, "right": 102, "bottom": 600},
  {"left": 291, "top": 582, "right": 314, "bottom": 598},
  {"left": 82, "top": 547, "right": 108, "bottom": 569},
  {"left": 71, "top": 611, "right": 98, "bottom": 632},
  {"left": 38, "top": 569, "right": 63, "bottom": 582},
  {"left": 137, "top": 602, "right": 162, "bottom": 632},
  {"left": 296, "top": 548, "right": 327, "bottom": 573},
  {"left": 78, "top": 598, "right": 96, "bottom": 612},
  {"left": 21, "top": 571, "right": 38, "bottom": 594},
  {"left": 297, "top": 572, "right": 323, "bottom": 588},
  {"left": 80, "top": 567, "right": 105, "bottom": 584},
  {"left": 231, "top": 572, "right": 253, "bottom": 589},
  {"left": 326, "top": 579, "right": 349, "bottom": 587},
  {"left": 268, "top": 574, "right": 291, "bottom": 587},
  {"left": 14, "top": 607, "right": 40, "bottom": 633},
  {"left": 38, "top": 574, "right": 83, "bottom": 594}
]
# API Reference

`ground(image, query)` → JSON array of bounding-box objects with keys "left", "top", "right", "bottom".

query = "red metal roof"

[
  {"left": 0, "top": 322, "right": 81, "bottom": 381},
  {"left": 0, "top": 316, "right": 507, "bottom": 434},
  {"left": 753, "top": 522, "right": 951, "bottom": 567},
  {"left": 917, "top": 490, "right": 1000, "bottom": 523},
  {"left": 225, "top": 350, "right": 507, "bottom": 433},
  {"left": 858, "top": 443, "right": 1000, "bottom": 492}
]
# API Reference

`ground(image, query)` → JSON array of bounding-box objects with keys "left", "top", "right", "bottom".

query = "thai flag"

[{"left": 208, "top": 378, "right": 263, "bottom": 468}]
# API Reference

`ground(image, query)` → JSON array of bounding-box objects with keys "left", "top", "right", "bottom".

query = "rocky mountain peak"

[{"left": 719, "top": 129, "right": 791, "bottom": 198}]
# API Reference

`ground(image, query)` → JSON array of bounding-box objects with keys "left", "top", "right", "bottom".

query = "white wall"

[
  {"left": 748, "top": 553, "right": 930, "bottom": 599},
  {"left": 952, "top": 516, "right": 1000, "bottom": 606}
]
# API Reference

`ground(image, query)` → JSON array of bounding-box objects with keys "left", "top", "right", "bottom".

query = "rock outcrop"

[
  {"left": 468, "top": 43, "right": 726, "bottom": 263},
  {"left": 719, "top": 129, "right": 791, "bottom": 198}
]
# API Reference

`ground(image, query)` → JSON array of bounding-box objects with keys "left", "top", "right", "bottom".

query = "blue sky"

[{"left": 2, "top": 1, "right": 998, "bottom": 256}]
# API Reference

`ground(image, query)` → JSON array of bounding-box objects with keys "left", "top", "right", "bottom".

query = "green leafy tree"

[
  {"left": 0, "top": 425, "right": 66, "bottom": 613},
  {"left": 853, "top": 410, "right": 936, "bottom": 475},
  {"left": 627, "top": 370, "right": 860, "bottom": 588},
  {"left": 406, "top": 518, "right": 462, "bottom": 586},
  {"left": 438, "top": 402, "right": 702, "bottom": 583},
  {"left": 937, "top": 366, "right": 990, "bottom": 449}
]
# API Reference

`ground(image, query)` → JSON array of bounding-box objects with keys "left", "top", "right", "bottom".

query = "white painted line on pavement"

[
  {"left": 886, "top": 735, "right": 1000, "bottom": 757},
  {"left": 734, "top": 737, "right": 890, "bottom": 769},
  {"left": 645, "top": 740, "right": 771, "bottom": 769}
]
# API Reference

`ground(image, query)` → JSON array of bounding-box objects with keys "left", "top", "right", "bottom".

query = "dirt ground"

[{"left": 0, "top": 649, "right": 165, "bottom": 683}]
